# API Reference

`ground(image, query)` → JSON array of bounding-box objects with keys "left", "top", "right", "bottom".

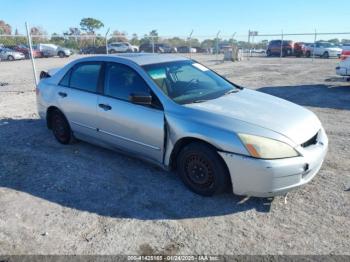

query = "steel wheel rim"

[{"left": 184, "top": 154, "right": 214, "bottom": 188}]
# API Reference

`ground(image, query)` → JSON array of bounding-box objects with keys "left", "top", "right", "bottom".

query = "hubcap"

[{"left": 184, "top": 154, "right": 214, "bottom": 188}]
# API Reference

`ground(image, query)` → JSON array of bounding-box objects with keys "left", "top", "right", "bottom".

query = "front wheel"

[
  {"left": 305, "top": 51, "right": 311, "bottom": 58},
  {"left": 322, "top": 51, "right": 329, "bottom": 59},
  {"left": 58, "top": 51, "right": 65, "bottom": 58},
  {"left": 176, "top": 142, "right": 230, "bottom": 196},
  {"left": 8, "top": 55, "right": 14, "bottom": 61}
]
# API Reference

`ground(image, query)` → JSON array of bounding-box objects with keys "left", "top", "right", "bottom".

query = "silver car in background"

[
  {"left": 36, "top": 54, "right": 328, "bottom": 197},
  {"left": 0, "top": 48, "right": 25, "bottom": 61}
]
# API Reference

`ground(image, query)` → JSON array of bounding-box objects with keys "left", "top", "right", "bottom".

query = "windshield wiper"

[
  {"left": 224, "top": 89, "right": 239, "bottom": 95},
  {"left": 192, "top": 99, "right": 209, "bottom": 103}
]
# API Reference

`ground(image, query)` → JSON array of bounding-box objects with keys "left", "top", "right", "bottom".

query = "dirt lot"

[{"left": 0, "top": 54, "right": 349, "bottom": 255}]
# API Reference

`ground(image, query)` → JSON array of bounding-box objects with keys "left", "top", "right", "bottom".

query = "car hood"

[{"left": 184, "top": 88, "right": 321, "bottom": 145}]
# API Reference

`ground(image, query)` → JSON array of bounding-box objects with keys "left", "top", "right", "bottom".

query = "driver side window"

[{"left": 104, "top": 63, "right": 150, "bottom": 101}]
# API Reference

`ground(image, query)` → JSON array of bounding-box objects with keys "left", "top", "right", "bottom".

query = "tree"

[
  {"left": 0, "top": 20, "right": 11, "bottom": 34},
  {"left": 149, "top": 29, "right": 159, "bottom": 43},
  {"left": 30, "top": 26, "right": 48, "bottom": 43},
  {"left": 109, "top": 30, "right": 128, "bottom": 43},
  {"left": 201, "top": 39, "right": 215, "bottom": 49},
  {"left": 80, "top": 18, "right": 104, "bottom": 34},
  {"left": 130, "top": 33, "right": 139, "bottom": 45},
  {"left": 328, "top": 38, "right": 340, "bottom": 45}
]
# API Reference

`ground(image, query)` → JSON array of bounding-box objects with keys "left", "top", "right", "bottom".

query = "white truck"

[
  {"left": 37, "top": 44, "right": 72, "bottom": 58},
  {"left": 304, "top": 42, "right": 342, "bottom": 58}
]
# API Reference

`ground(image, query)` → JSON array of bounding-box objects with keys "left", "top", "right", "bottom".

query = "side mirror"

[{"left": 129, "top": 92, "right": 152, "bottom": 105}]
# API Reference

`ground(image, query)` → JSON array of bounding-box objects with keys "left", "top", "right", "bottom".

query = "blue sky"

[{"left": 1, "top": 0, "right": 350, "bottom": 40}]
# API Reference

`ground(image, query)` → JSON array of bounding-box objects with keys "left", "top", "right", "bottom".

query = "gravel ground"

[{"left": 0, "top": 54, "right": 349, "bottom": 255}]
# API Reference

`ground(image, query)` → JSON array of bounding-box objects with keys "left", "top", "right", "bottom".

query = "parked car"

[
  {"left": 37, "top": 54, "right": 328, "bottom": 197},
  {"left": 108, "top": 42, "right": 133, "bottom": 53},
  {"left": 304, "top": 42, "right": 342, "bottom": 58},
  {"left": 157, "top": 44, "right": 177, "bottom": 53},
  {"left": 80, "top": 46, "right": 107, "bottom": 54},
  {"left": 194, "top": 47, "right": 208, "bottom": 53},
  {"left": 0, "top": 48, "right": 25, "bottom": 61},
  {"left": 37, "top": 44, "right": 72, "bottom": 58},
  {"left": 177, "top": 46, "right": 197, "bottom": 53},
  {"left": 266, "top": 40, "right": 294, "bottom": 57},
  {"left": 11, "top": 44, "right": 43, "bottom": 58},
  {"left": 294, "top": 42, "right": 307, "bottom": 57},
  {"left": 340, "top": 44, "right": 350, "bottom": 60},
  {"left": 139, "top": 43, "right": 163, "bottom": 53},
  {"left": 336, "top": 56, "right": 350, "bottom": 76}
]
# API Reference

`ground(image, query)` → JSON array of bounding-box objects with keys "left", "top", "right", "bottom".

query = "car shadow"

[
  {"left": 0, "top": 118, "right": 272, "bottom": 220},
  {"left": 258, "top": 84, "right": 350, "bottom": 110}
]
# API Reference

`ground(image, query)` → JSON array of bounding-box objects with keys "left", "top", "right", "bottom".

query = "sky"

[{"left": 1, "top": 0, "right": 350, "bottom": 41}]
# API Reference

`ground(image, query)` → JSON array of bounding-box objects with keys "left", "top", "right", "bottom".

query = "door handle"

[
  {"left": 98, "top": 103, "right": 112, "bottom": 111},
  {"left": 58, "top": 92, "right": 67, "bottom": 98}
]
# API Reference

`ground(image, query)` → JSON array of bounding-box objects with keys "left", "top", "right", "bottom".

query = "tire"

[
  {"left": 8, "top": 55, "right": 14, "bottom": 61},
  {"left": 305, "top": 51, "right": 311, "bottom": 58},
  {"left": 266, "top": 50, "right": 271, "bottom": 57},
  {"left": 322, "top": 51, "right": 329, "bottom": 59},
  {"left": 51, "top": 109, "right": 73, "bottom": 144},
  {"left": 109, "top": 49, "right": 116, "bottom": 54},
  {"left": 58, "top": 51, "right": 65, "bottom": 58},
  {"left": 176, "top": 142, "right": 230, "bottom": 196}
]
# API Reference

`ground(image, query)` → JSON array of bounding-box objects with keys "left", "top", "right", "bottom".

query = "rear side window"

[
  {"left": 59, "top": 70, "right": 70, "bottom": 87},
  {"left": 69, "top": 63, "right": 102, "bottom": 93},
  {"left": 104, "top": 63, "right": 150, "bottom": 101}
]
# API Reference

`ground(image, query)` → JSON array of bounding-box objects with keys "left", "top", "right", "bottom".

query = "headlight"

[{"left": 238, "top": 133, "right": 299, "bottom": 159}]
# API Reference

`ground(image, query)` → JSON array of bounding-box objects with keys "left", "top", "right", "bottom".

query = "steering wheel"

[{"left": 184, "top": 78, "right": 198, "bottom": 90}]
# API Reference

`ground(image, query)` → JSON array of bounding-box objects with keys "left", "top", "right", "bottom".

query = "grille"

[{"left": 301, "top": 132, "right": 318, "bottom": 148}]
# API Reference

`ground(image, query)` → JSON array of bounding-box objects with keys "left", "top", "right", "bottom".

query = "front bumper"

[
  {"left": 336, "top": 67, "right": 349, "bottom": 76},
  {"left": 219, "top": 129, "right": 328, "bottom": 197}
]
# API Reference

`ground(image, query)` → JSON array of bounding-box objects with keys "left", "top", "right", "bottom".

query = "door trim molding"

[{"left": 99, "top": 129, "right": 161, "bottom": 151}]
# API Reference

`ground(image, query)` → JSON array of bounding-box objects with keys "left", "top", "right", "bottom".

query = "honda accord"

[{"left": 36, "top": 54, "right": 328, "bottom": 197}]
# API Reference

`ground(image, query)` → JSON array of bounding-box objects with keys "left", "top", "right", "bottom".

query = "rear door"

[
  {"left": 96, "top": 62, "right": 165, "bottom": 163},
  {"left": 56, "top": 62, "right": 102, "bottom": 139}
]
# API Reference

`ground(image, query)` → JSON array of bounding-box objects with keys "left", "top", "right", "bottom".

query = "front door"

[{"left": 96, "top": 62, "right": 165, "bottom": 163}]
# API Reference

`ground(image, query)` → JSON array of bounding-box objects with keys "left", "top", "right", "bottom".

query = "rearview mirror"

[{"left": 129, "top": 92, "right": 152, "bottom": 105}]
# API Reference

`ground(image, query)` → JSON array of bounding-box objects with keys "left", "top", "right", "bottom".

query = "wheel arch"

[
  {"left": 169, "top": 136, "right": 225, "bottom": 170},
  {"left": 46, "top": 106, "right": 68, "bottom": 129}
]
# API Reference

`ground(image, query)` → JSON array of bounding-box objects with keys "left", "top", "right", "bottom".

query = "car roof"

[{"left": 81, "top": 53, "right": 190, "bottom": 66}]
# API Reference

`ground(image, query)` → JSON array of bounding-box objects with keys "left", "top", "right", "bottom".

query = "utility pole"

[
  {"left": 105, "top": 28, "right": 110, "bottom": 54},
  {"left": 188, "top": 30, "right": 193, "bottom": 58},
  {"left": 216, "top": 30, "right": 220, "bottom": 62},
  {"left": 25, "top": 22, "right": 38, "bottom": 86}
]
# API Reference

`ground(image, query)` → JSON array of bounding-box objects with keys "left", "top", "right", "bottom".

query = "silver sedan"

[
  {"left": 0, "top": 48, "right": 25, "bottom": 61},
  {"left": 36, "top": 54, "right": 328, "bottom": 197}
]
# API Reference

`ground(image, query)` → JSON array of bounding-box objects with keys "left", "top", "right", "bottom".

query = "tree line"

[{"left": 1, "top": 18, "right": 349, "bottom": 50}]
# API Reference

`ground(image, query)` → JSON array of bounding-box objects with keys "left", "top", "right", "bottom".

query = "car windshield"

[{"left": 143, "top": 60, "right": 238, "bottom": 104}]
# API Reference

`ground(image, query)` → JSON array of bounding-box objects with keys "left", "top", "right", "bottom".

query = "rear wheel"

[
  {"left": 322, "top": 51, "right": 329, "bottom": 59},
  {"left": 305, "top": 51, "right": 311, "bottom": 58},
  {"left": 266, "top": 50, "right": 271, "bottom": 57},
  {"left": 51, "top": 110, "right": 73, "bottom": 144},
  {"left": 176, "top": 142, "right": 230, "bottom": 196},
  {"left": 8, "top": 55, "right": 14, "bottom": 61}
]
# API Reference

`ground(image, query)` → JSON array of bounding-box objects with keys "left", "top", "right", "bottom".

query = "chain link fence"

[{"left": 1, "top": 29, "right": 349, "bottom": 62}]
